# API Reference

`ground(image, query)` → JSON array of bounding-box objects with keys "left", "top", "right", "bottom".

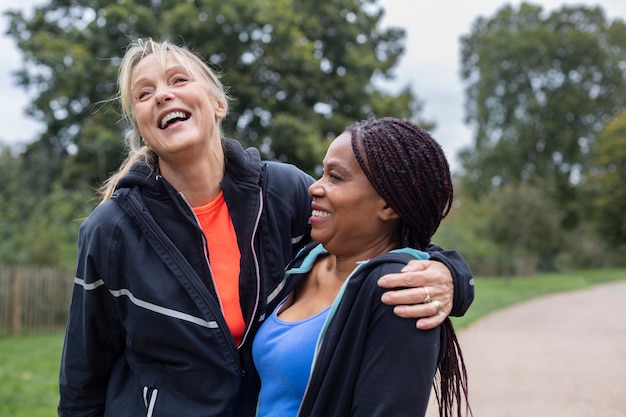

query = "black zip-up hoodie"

[
  {"left": 58, "top": 138, "right": 474, "bottom": 417},
  {"left": 273, "top": 244, "right": 446, "bottom": 417},
  {"left": 58, "top": 139, "right": 313, "bottom": 417}
]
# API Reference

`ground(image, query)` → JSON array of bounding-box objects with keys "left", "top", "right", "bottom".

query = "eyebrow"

[
  {"left": 324, "top": 161, "right": 351, "bottom": 175},
  {"left": 132, "top": 65, "right": 189, "bottom": 88}
]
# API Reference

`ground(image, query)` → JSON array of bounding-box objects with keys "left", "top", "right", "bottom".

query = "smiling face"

[
  {"left": 130, "top": 52, "right": 227, "bottom": 167},
  {"left": 308, "top": 132, "right": 399, "bottom": 258}
]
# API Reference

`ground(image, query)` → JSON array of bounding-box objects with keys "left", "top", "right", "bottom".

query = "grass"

[
  {"left": 1, "top": 268, "right": 625, "bottom": 417},
  {"left": 0, "top": 333, "right": 64, "bottom": 417}
]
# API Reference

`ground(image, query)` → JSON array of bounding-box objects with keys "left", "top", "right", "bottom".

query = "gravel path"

[{"left": 426, "top": 280, "right": 626, "bottom": 417}]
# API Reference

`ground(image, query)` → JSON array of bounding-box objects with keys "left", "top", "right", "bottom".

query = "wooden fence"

[{"left": 0, "top": 266, "right": 74, "bottom": 336}]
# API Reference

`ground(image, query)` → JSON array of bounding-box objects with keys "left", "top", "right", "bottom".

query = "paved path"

[{"left": 426, "top": 280, "right": 626, "bottom": 417}]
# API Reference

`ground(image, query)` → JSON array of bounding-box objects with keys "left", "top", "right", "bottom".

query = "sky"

[{"left": 2, "top": 0, "right": 626, "bottom": 172}]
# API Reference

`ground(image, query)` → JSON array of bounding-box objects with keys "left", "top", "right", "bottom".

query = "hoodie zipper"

[
  {"left": 237, "top": 188, "right": 264, "bottom": 347},
  {"left": 177, "top": 189, "right": 264, "bottom": 350},
  {"left": 125, "top": 193, "right": 240, "bottom": 360}
]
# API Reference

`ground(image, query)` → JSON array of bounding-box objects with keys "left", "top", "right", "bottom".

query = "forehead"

[
  {"left": 324, "top": 132, "right": 361, "bottom": 168},
  {"left": 132, "top": 51, "right": 197, "bottom": 82},
  {"left": 325, "top": 132, "right": 352, "bottom": 157}
]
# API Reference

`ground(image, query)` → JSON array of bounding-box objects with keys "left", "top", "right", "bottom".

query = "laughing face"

[
  {"left": 130, "top": 52, "right": 227, "bottom": 166},
  {"left": 308, "top": 132, "right": 399, "bottom": 257}
]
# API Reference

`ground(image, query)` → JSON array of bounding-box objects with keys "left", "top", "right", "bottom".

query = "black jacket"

[
  {"left": 58, "top": 139, "right": 313, "bottom": 417},
  {"left": 283, "top": 243, "right": 445, "bottom": 417}
]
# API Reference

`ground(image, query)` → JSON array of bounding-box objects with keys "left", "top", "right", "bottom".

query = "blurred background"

[
  {"left": 1, "top": 1, "right": 625, "bottom": 416},
  {"left": 2, "top": 0, "right": 625, "bottom": 275}
]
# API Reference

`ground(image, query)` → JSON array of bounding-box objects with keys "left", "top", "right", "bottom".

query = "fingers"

[
  {"left": 391, "top": 299, "right": 445, "bottom": 318},
  {"left": 380, "top": 281, "right": 452, "bottom": 310},
  {"left": 391, "top": 301, "right": 449, "bottom": 330},
  {"left": 423, "top": 286, "right": 432, "bottom": 303},
  {"left": 416, "top": 311, "right": 447, "bottom": 330},
  {"left": 378, "top": 260, "right": 450, "bottom": 289},
  {"left": 434, "top": 300, "right": 444, "bottom": 315},
  {"left": 401, "top": 259, "right": 429, "bottom": 272},
  {"left": 380, "top": 286, "right": 430, "bottom": 305},
  {"left": 378, "top": 259, "right": 454, "bottom": 329}
]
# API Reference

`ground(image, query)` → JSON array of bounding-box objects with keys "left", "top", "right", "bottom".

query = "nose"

[
  {"left": 154, "top": 86, "right": 174, "bottom": 105},
  {"left": 308, "top": 177, "right": 324, "bottom": 197}
]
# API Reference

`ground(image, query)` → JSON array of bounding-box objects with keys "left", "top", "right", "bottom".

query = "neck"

[
  {"left": 159, "top": 147, "right": 225, "bottom": 207},
  {"left": 327, "top": 237, "right": 399, "bottom": 281}
]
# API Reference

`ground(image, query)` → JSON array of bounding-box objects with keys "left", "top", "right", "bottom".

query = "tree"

[
  {"left": 5, "top": 0, "right": 422, "bottom": 181},
  {"left": 458, "top": 2, "right": 626, "bottom": 228},
  {"left": 0, "top": 146, "right": 92, "bottom": 267},
  {"left": 4, "top": 0, "right": 429, "bottom": 268},
  {"left": 582, "top": 109, "right": 626, "bottom": 248},
  {"left": 432, "top": 179, "right": 501, "bottom": 277},
  {"left": 480, "top": 182, "right": 563, "bottom": 275}
]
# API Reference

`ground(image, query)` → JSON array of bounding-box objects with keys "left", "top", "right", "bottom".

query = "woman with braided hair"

[{"left": 253, "top": 116, "right": 472, "bottom": 417}]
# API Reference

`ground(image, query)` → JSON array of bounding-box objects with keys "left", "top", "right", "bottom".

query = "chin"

[{"left": 310, "top": 231, "right": 324, "bottom": 245}]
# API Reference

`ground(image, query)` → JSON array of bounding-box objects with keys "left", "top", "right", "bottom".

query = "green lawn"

[
  {"left": 0, "top": 333, "right": 64, "bottom": 417},
  {"left": 2, "top": 268, "right": 625, "bottom": 417}
]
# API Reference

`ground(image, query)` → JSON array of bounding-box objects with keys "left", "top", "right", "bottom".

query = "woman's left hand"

[{"left": 378, "top": 260, "right": 453, "bottom": 330}]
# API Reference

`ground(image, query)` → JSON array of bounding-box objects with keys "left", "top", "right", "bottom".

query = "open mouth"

[
  {"left": 311, "top": 209, "right": 330, "bottom": 218},
  {"left": 160, "top": 111, "right": 190, "bottom": 129}
]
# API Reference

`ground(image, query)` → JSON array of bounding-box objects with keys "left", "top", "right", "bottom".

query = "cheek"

[
  {"left": 135, "top": 110, "right": 149, "bottom": 128},
  {"left": 133, "top": 103, "right": 153, "bottom": 127}
]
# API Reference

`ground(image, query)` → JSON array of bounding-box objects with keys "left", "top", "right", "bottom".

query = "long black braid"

[{"left": 349, "top": 116, "right": 471, "bottom": 417}]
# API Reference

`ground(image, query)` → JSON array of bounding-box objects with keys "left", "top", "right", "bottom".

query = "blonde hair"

[{"left": 99, "top": 38, "right": 229, "bottom": 202}]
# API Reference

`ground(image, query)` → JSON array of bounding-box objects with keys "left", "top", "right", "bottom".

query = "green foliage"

[
  {"left": 581, "top": 109, "right": 626, "bottom": 248},
  {"left": 432, "top": 180, "right": 613, "bottom": 276},
  {"left": 0, "top": 146, "right": 95, "bottom": 267},
  {"left": 5, "top": 0, "right": 419, "bottom": 179},
  {"left": 480, "top": 182, "right": 563, "bottom": 274},
  {"left": 554, "top": 223, "right": 618, "bottom": 271},
  {"left": 3, "top": 0, "right": 427, "bottom": 268},
  {"left": 433, "top": 186, "right": 501, "bottom": 277},
  {"left": 433, "top": 180, "right": 563, "bottom": 276},
  {"left": 458, "top": 2, "right": 626, "bottom": 229}
]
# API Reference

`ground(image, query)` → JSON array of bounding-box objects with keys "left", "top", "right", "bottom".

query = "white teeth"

[
  {"left": 311, "top": 210, "right": 330, "bottom": 217},
  {"left": 160, "top": 111, "right": 187, "bottom": 129}
]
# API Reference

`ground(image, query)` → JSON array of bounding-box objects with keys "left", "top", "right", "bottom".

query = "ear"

[
  {"left": 215, "top": 99, "right": 227, "bottom": 120},
  {"left": 378, "top": 203, "right": 400, "bottom": 222}
]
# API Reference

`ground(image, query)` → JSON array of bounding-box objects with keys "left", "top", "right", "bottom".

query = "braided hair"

[
  {"left": 349, "top": 116, "right": 453, "bottom": 251},
  {"left": 349, "top": 116, "right": 471, "bottom": 417}
]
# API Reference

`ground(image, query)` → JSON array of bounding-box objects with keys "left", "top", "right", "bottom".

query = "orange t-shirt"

[{"left": 193, "top": 192, "right": 245, "bottom": 345}]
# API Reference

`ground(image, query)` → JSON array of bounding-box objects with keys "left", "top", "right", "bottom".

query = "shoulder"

[
  {"left": 79, "top": 197, "right": 132, "bottom": 241},
  {"left": 349, "top": 249, "right": 429, "bottom": 291},
  {"left": 263, "top": 161, "right": 314, "bottom": 187},
  {"left": 261, "top": 161, "right": 314, "bottom": 210},
  {"left": 83, "top": 199, "right": 124, "bottom": 225},
  {"left": 360, "top": 249, "right": 429, "bottom": 277}
]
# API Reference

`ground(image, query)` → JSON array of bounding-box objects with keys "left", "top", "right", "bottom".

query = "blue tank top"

[{"left": 252, "top": 299, "right": 330, "bottom": 417}]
